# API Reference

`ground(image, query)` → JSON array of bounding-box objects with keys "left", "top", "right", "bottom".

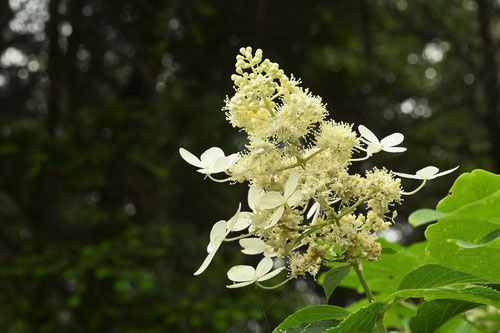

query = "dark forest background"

[{"left": 0, "top": 0, "right": 499, "bottom": 332}]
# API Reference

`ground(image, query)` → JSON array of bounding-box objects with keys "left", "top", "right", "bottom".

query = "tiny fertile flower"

[
  {"left": 258, "top": 170, "right": 302, "bottom": 228},
  {"left": 358, "top": 125, "right": 406, "bottom": 155},
  {"left": 392, "top": 166, "right": 459, "bottom": 180},
  {"left": 194, "top": 204, "right": 241, "bottom": 275},
  {"left": 226, "top": 257, "right": 285, "bottom": 289},
  {"left": 179, "top": 147, "right": 239, "bottom": 174},
  {"left": 239, "top": 238, "right": 277, "bottom": 257}
]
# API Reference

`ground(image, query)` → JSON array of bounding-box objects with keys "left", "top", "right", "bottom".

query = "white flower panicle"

[{"left": 181, "top": 47, "right": 459, "bottom": 289}]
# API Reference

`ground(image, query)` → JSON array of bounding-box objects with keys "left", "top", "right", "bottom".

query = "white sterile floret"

[
  {"left": 358, "top": 125, "right": 406, "bottom": 155},
  {"left": 179, "top": 147, "right": 239, "bottom": 174},
  {"left": 258, "top": 170, "right": 302, "bottom": 228},
  {"left": 226, "top": 257, "right": 284, "bottom": 289},
  {"left": 239, "top": 238, "right": 277, "bottom": 257},
  {"left": 194, "top": 204, "right": 241, "bottom": 275},
  {"left": 307, "top": 201, "right": 321, "bottom": 221},
  {"left": 392, "top": 166, "right": 459, "bottom": 180}
]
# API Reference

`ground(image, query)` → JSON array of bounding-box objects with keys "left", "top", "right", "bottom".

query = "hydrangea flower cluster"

[{"left": 180, "top": 47, "right": 457, "bottom": 289}]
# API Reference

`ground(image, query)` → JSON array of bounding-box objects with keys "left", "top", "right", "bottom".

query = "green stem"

[
  {"left": 353, "top": 261, "right": 387, "bottom": 333},
  {"left": 337, "top": 197, "right": 369, "bottom": 220},
  {"left": 401, "top": 179, "right": 427, "bottom": 196},
  {"left": 277, "top": 148, "right": 325, "bottom": 171},
  {"left": 256, "top": 278, "right": 291, "bottom": 290}
]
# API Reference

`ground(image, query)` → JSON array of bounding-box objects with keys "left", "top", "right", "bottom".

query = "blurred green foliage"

[{"left": 0, "top": 0, "right": 498, "bottom": 331}]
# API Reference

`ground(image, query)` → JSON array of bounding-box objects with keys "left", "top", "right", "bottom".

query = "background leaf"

[
  {"left": 408, "top": 209, "right": 446, "bottom": 227},
  {"left": 323, "top": 265, "right": 351, "bottom": 301}
]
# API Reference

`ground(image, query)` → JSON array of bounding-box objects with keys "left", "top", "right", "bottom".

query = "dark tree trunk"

[
  {"left": 476, "top": 0, "right": 500, "bottom": 171},
  {"left": 46, "top": 0, "right": 62, "bottom": 136}
]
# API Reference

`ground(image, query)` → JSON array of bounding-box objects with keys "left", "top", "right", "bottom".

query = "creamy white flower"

[
  {"left": 358, "top": 125, "right": 406, "bottom": 154},
  {"left": 306, "top": 201, "right": 320, "bottom": 219},
  {"left": 194, "top": 204, "right": 241, "bottom": 275},
  {"left": 258, "top": 170, "right": 302, "bottom": 228},
  {"left": 179, "top": 147, "right": 239, "bottom": 174},
  {"left": 392, "top": 166, "right": 459, "bottom": 180},
  {"left": 226, "top": 257, "right": 285, "bottom": 288},
  {"left": 239, "top": 238, "right": 277, "bottom": 257}
]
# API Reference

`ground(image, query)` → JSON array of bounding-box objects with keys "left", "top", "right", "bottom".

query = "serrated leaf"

[
  {"left": 397, "top": 264, "right": 488, "bottom": 290},
  {"left": 273, "top": 305, "right": 350, "bottom": 332},
  {"left": 384, "top": 286, "right": 500, "bottom": 309},
  {"left": 323, "top": 265, "right": 351, "bottom": 301},
  {"left": 326, "top": 302, "right": 385, "bottom": 333},
  {"left": 409, "top": 299, "right": 479, "bottom": 333},
  {"left": 426, "top": 170, "right": 500, "bottom": 283}
]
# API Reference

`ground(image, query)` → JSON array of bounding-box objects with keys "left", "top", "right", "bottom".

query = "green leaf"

[
  {"left": 409, "top": 300, "right": 479, "bottom": 333},
  {"left": 273, "top": 305, "right": 350, "bottom": 332},
  {"left": 326, "top": 302, "right": 385, "bottom": 333},
  {"left": 426, "top": 170, "right": 500, "bottom": 283},
  {"left": 408, "top": 209, "right": 446, "bottom": 227},
  {"left": 397, "top": 264, "right": 488, "bottom": 290},
  {"left": 448, "top": 228, "right": 500, "bottom": 249},
  {"left": 384, "top": 286, "right": 500, "bottom": 309},
  {"left": 323, "top": 265, "right": 351, "bottom": 301},
  {"left": 377, "top": 238, "right": 402, "bottom": 254}
]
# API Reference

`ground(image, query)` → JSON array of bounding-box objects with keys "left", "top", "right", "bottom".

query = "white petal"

[
  {"left": 432, "top": 166, "right": 459, "bottom": 179},
  {"left": 257, "top": 267, "right": 285, "bottom": 282},
  {"left": 307, "top": 201, "right": 320, "bottom": 219},
  {"left": 239, "top": 238, "right": 266, "bottom": 255},
  {"left": 383, "top": 146, "right": 407, "bottom": 153},
  {"left": 287, "top": 190, "right": 302, "bottom": 207},
  {"left": 259, "top": 192, "right": 284, "bottom": 209},
  {"left": 225, "top": 203, "right": 242, "bottom": 232},
  {"left": 391, "top": 171, "right": 422, "bottom": 180},
  {"left": 358, "top": 125, "right": 380, "bottom": 144},
  {"left": 194, "top": 246, "right": 220, "bottom": 275},
  {"left": 416, "top": 166, "right": 439, "bottom": 179},
  {"left": 284, "top": 170, "right": 300, "bottom": 199},
  {"left": 210, "top": 156, "right": 231, "bottom": 173},
  {"left": 226, "top": 281, "right": 255, "bottom": 289},
  {"left": 227, "top": 265, "right": 255, "bottom": 282},
  {"left": 200, "top": 147, "right": 224, "bottom": 166},
  {"left": 179, "top": 148, "right": 204, "bottom": 168},
  {"left": 366, "top": 143, "right": 381, "bottom": 155},
  {"left": 207, "top": 220, "right": 227, "bottom": 252},
  {"left": 248, "top": 187, "right": 264, "bottom": 211},
  {"left": 231, "top": 212, "right": 253, "bottom": 232},
  {"left": 263, "top": 247, "right": 278, "bottom": 257},
  {"left": 255, "top": 257, "right": 273, "bottom": 277},
  {"left": 227, "top": 153, "right": 240, "bottom": 167},
  {"left": 267, "top": 206, "right": 285, "bottom": 228},
  {"left": 380, "top": 133, "right": 404, "bottom": 147}
]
